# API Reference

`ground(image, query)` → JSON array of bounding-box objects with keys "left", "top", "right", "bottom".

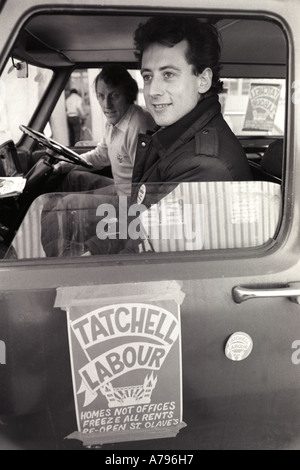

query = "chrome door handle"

[{"left": 232, "top": 282, "right": 300, "bottom": 304}]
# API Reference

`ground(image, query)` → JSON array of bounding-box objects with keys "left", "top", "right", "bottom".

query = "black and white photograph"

[{"left": 0, "top": 0, "right": 295, "bottom": 453}]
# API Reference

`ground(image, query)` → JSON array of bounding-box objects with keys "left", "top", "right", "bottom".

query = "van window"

[
  {"left": 0, "top": 60, "right": 53, "bottom": 143},
  {"left": 0, "top": 16, "right": 287, "bottom": 261}
]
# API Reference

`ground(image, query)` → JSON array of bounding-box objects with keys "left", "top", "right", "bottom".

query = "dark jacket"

[
  {"left": 85, "top": 92, "right": 252, "bottom": 255},
  {"left": 132, "top": 92, "right": 251, "bottom": 189}
]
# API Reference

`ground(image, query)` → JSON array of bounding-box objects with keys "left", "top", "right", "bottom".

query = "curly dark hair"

[
  {"left": 94, "top": 64, "right": 139, "bottom": 104},
  {"left": 134, "top": 16, "right": 223, "bottom": 93}
]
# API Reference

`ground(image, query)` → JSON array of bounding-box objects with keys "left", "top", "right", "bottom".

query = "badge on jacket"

[{"left": 137, "top": 184, "right": 146, "bottom": 204}]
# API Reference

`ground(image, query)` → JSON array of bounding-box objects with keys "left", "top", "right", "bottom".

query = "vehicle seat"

[{"left": 260, "top": 139, "right": 283, "bottom": 180}]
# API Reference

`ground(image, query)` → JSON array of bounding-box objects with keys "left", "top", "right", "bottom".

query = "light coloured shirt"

[
  {"left": 66, "top": 93, "right": 85, "bottom": 118},
  {"left": 81, "top": 104, "right": 155, "bottom": 195}
]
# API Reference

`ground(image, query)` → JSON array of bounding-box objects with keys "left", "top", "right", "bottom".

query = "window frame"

[{"left": 0, "top": 8, "right": 294, "bottom": 278}]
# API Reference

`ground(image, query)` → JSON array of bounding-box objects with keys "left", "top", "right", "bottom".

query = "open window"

[{"left": 0, "top": 12, "right": 287, "bottom": 261}]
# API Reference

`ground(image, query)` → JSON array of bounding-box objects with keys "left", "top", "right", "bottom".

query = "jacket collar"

[{"left": 151, "top": 92, "right": 221, "bottom": 156}]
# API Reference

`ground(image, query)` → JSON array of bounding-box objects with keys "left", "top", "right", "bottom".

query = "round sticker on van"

[{"left": 225, "top": 332, "right": 253, "bottom": 361}]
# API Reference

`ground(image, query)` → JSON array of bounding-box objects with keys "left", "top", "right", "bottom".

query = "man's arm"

[{"left": 53, "top": 141, "right": 110, "bottom": 174}]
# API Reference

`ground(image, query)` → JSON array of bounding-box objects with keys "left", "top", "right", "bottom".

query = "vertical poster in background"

[
  {"left": 243, "top": 83, "right": 282, "bottom": 132},
  {"left": 54, "top": 281, "right": 186, "bottom": 446}
]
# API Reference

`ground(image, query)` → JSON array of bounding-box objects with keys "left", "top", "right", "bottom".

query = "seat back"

[{"left": 260, "top": 139, "right": 283, "bottom": 179}]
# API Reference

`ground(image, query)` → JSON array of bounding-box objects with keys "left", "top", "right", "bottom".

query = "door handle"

[{"left": 232, "top": 282, "right": 300, "bottom": 304}]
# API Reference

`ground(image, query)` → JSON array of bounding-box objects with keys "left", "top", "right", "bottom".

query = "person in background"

[{"left": 65, "top": 88, "right": 86, "bottom": 146}]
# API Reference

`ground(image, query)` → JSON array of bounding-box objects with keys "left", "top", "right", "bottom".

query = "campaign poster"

[
  {"left": 243, "top": 83, "right": 282, "bottom": 131},
  {"left": 55, "top": 281, "right": 186, "bottom": 446}
]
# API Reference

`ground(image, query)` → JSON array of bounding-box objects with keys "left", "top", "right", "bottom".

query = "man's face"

[
  {"left": 96, "top": 79, "right": 130, "bottom": 125},
  {"left": 141, "top": 40, "right": 205, "bottom": 127}
]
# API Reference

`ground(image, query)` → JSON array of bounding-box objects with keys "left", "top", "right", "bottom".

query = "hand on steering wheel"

[{"left": 19, "top": 124, "right": 93, "bottom": 169}]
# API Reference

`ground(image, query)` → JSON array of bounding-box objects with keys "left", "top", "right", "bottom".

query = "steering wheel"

[{"left": 19, "top": 124, "right": 93, "bottom": 168}]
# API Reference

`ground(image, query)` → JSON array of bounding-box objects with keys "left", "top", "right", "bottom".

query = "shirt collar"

[{"left": 107, "top": 104, "right": 134, "bottom": 133}]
